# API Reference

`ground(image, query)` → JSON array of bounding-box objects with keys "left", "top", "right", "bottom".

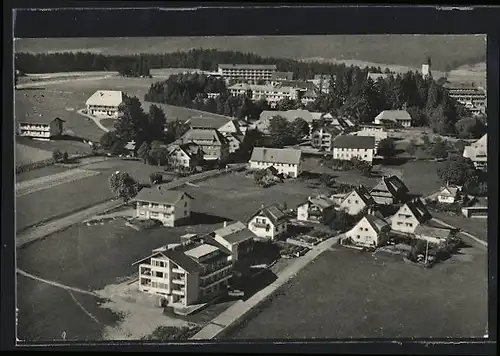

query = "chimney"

[
  {"left": 223, "top": 221, "right": 227, "bottom": 228},
  {"left": 308, "top": 196, "right": 312, "bottom": 201},
  {"left": 261, "top": 203, "right": 265, "bottom": 209}
]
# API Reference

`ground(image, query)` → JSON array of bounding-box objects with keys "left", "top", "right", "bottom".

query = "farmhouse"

[
  {"left": 345, "top": 214, "right": 390, "bottom": 248},
  {"left": 187, "top": 116, "right": 239, "bottom": 135},
  {"left": 85, "top": 90, "right": 124, "bottom": 118},
  {"left": 311, "top": 126, "right": 342, "bottom": 152},
  {"left": 218, "top": 63, "right": 277, "bottom": 83},
  {"left": 17, "top": 116, "right": 65, "bottom": 140},
  {"left": 463, "top": 133, "right": 487, "bottom": 171},
  {"left": 338, "top": 186, "right": 376, "bottom": 216},
  {"left": 132, "top": 237, "right": 232, "bottom": 307},
  {"left": 391, "top": 198, "right": 432, "bottom": 234},
  {"left": 370, "top": 175, "right": 409, "bottom": 205},
  {"left": 437, "top": 186, "right": 461, "bottom": 204},
  {"left": 414, "top": 225, "right": 455, "bottom": 245},
  {"left": 297, "top": 195, "right": 336, "bottom": 224},
  {"left": 332, "top": 135, "right": 375, "bottom": 164},
  {"left": 211, "top": 221, "right": 256, "bottom": 262},
  {"left": 174, "top": 128, "right": 230, "bottom": 161},
  {"left": 167, "top": 143, "right": 203, "bottom": 168},
  {"left": 249, "top": 147, "right": 303, "bottom": 178},
  {"left": 134, "top": 188, "right": 194, "bottom": 227},
  {"left": 247, "top": 204, "right": 289, "bottom": 240},
  {"left": 374, "top": 110, "right": 412, "bottom": 127}
]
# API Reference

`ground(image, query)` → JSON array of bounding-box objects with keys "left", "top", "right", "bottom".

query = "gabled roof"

[
  {"left": 400, "top": 199, "right": 432, "bottom": 224},
  {"left": 214, "top": 221, "right": 255, "bottom": 245},
  {"left": 439, "top": 186, "right": 459, "bottom": 197},
  {"left": 248, "top": 204, "right": 288, "bottom": 225},
  {"left": 85, "top": 90, "right": 124, "bottom": 107},
  {"left": 134, "top": 188, "right": 194, "bottom": 205},
  {"left": 332, "top": 135, "right": 375, "bottom": 149},
  {"left": 414, "top": 225, "right": 453, "bottom": 240},
  {"left": 370, "top": 175, "right": 409, "bottom": 197},
  {"left": 218, "top": 64, "right": 277, "bottom": 70},
  {"left": 308, "top": 195, "right": 336, "bottom": 209},
  {"left": 363, "top": 214, "right": 389, "bottom": 234},
  {"left": 175, "top": 128, "right": 227, "bottom": 146},
  {"left": 131, "top": 250, "right": 202, "bottom": 274},
  {"left": 187, "top": 116, "right": 233, "bottom": 131},
  {"left": 375, "top": 110, "right": 412, "bottom": 122},
  {"left": 250, "top": 147, "right": 302, "bottom": 165},
  {"left": 270, "top": 72, "right": 294, "bottom": 81},
  {"left": 343, "top": 186, "right": 375, "bottom": 206},
  {"left": 19, "top": 116, "right": 65, "bottom": 125}
]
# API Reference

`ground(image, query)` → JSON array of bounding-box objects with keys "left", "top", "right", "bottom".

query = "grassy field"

[
  {"left": 16, "top": 165, "right": 70, "bottom": 183},
  {"left": 225, "top": 245, "right": 488, "bottom": 339},
  {"left": 15, "top": 143, "right": 52, "bottom": 166},
  {"left": 433, "top": 212, "right": 488, "bottom": 241},
  {"left": 15, "top": 35, "right": 486, "bottom": 72},
  {"left": 15, "top": 158, "right": 166, "bottom": 231}
]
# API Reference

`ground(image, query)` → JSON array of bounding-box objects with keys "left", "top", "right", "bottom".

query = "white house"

[
  {"left": 338, "top": 186, "right": 376, "bottom": 216},
  {"left": 249, "top": 147, "right": 303, "bottom": 178},
  {"left": 345, "top": 214, "right": 390, "bottom": 248},
  {"left": 227, "top": 83, "right": 300, "bottom": 108},
  {"left": 463, "top": 133, "right": 487, "bottom": 171},
  {"left": 212, "top": 221, "right": 256, "bottom": 262},
  {"left": 17, "top": 116, "right": 65, "bottom": 140},
  {"left": 332, "top": 135, "right": 375, "bottom": 164},
  {"left": 374, "top": 110, "right": 412, "bottom": 127},
  {"left": 296, "top": 195, "right": 337, "bottom": 223},
  {"left": 85, "top": 90, "right": 125, "bottom": 118},
  {"left": 134, "top": 188, "right": 194, "bottom": 227},
  {"left": 391, "top": 198, "right": 432, "bottom": 234},
  {"left": 247, "top": 204, "right": 289, "bottom": 240},
  {"left": 354, "top": 125, "right": 389, "bottom": 151},
  {"left": 437, "top": 186, "right": 461, "bottom": 204},
  {"left": 167, "top": 143, "right": 203, "bottom": 168}
]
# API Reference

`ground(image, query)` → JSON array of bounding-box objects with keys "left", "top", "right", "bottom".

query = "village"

[{"left": 15, "top": 47, "right": 488, "bottom": 341}]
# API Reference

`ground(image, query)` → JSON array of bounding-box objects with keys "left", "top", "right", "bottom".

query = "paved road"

[
  {"left": 191, "top": 234, "right": 344, "bottom": 340},
  {"left": 16, "top": 164, "right": 246, "bottom": 249}
]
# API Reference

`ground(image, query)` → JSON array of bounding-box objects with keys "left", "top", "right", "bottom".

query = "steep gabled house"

[
  {"left": 247, "top": 204, "right": 289, "bottom": 240},
  {"left": 167, "top": 142, "right": 204, "bottom": 168},
  {"left": 370, "top": 175, "right": 409, "bottom": 205},
  {"left": 338, "top": 186, "right": 376, "bottom": 215},
  {"left": 211, "top": 221, "right": 256, "bottom": 262},
  {"left": 297, "top": 195, "right": 337, "bottom": 223},
  {"left": 437, "top": 186, "right": 461, "bottom": 204},
  {"left": 391, "top": 198, "right": 432, "bottom": 233},
  {"left": 345, "top": 214, "right": 390, "bottom": 248}
]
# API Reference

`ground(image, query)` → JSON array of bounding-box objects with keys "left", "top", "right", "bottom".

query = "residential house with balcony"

[
  {"left": 463, "top": 133, "right": 487, "bottom": 171},
  {"left": 134, "top": 187, "right": 194, "bottom": 227},
  {"left": 390, "top": 198, "right": 432, "bottom": 234},
  {"left": 370, "top": 175, "right": 409, "bottom": 205},
  {"left": 174, "top": 128, "right": 230, "bottom": 162},
  {"left": 443, "top": 83, "right": 487, "bottom": 113},
  {"left": 17, "top": 116, "right": 65, "bottom": 140},
  {"left": 167, "top": 143, "right": 204, "bottom": 169},
  {"left": 332, "top": 135, "right": 375, "bottom": 164},
  {"left": 311, "top": 126, "right": 342, "bottom": 152},
  {"left": 297, "top": 195, "right": 336, "bottom": 224},
  {"left": 132, "top": 237, "right": 232, "bottom": 308},
  {"left": 437, "top": 186, "right": 461, "bottom": 204},
  {"left": 345, "top": 213, "right": 390, "bottom": 248},
  {"left": 85, "top": 90, "right": 125, "bottom": 118},
  {"left": 218, "top": 64, "right": 277, "bottom": 83},
  {"left": 249, "top": 147, "right": 303, "bottom": 178},
  {"left": 211, "top": 221, "right": 256, "bottom": 262},
  {"left": 247, "top": 204, "right": 289, "bottom": 240},
  {"left": 338, "top": 186, "right": 376, "bottom": 216},
  {"left": 227, "top": 83, "right": 301, "bottom": 108},
  {"left": 374, "top": 110, "right": 412, "bottom": 128}
]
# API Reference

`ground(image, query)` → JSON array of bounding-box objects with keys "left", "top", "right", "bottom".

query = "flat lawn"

[
  {"left": 15, "top": 159, "right": 164, "bottom": 231},
  {"left": 433, "top": 212, "right": 488, "bottom": 241},
  {"left": 16, "top": 165, "right": 70, "bottom": 183},
  {"left": 226, "top": 245, "right": 488, "bottom": 339},
  {"left": 100, "top": 118, "right": 116, "bottom": 131},
  {"left": 15, "top": 143, "right": 52, "bottom": 166},
  {"left": 16, "top": 136, "right": 93, "bottom": 157},
  {"left": 17, "top": 275, "right": 120, "bottom": 342}
]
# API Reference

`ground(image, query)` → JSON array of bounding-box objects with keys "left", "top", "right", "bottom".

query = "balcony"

[
  {"left": 139, "top": 266, "right": 152, "bottom": 276},
  {"left": 201, "top": 262, "right": 232, "bottom": 278},
  {"left": 172, "top": 288, "right": 186, "bottom": 296},
  {"left": 200, "top": 274, "right": 232, "bottom": 290},
  {"left": 252, "top": 221, "right": 269, "bottom": 229},
  {"left": 172, "top": 267, "right": 184, "bottom": 274},
  {"left": 172, "top": 278, "right": 185, "bottom": 285}
]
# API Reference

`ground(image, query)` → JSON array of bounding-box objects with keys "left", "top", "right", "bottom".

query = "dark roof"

[
  {"left": 332, "top": 135, "right": 375, "bottom": 149},
  {"left": 134, "top": 188, "right": 193, "bottom": 205},
  {"left": 162, "top": 249, "right": 202, "bottom": 273},
  {"left": 248, "top": 204, "right": 288, "bottom": 225},
  {"left": 370, "top": 175, "right": 409, "bottom": 197},
  {"left": 218, "top": 64, "right": 277, "bottom": 70},
  {"left": 216, "top": 228, "right": 255, "bottom": 245},
  {"left": 364, "top": 214, "right": 389, "bottom": 233},
  {"left": 175, "top": 128, "right": 228, "bottom": 146},
  {"left": 270, "top": 72, "right": 294, "bottom": 81},
  {"left": 404, "top": 199, "right": 432, "bottom": 223},
  {"left": 19, "top": 116, "right": 65, "bottom": 125},
  {"left": 188, "top": 116, "right": 232, "bottom": 130},
  {"left": 345, "top": 186, "right": 375, "bottom": 206},
  {"left": 250, "top": 147, "right": 302, "bottom": 165}
]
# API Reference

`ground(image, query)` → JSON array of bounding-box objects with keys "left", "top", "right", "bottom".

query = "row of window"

[
  {"left": 20, "top": 131, "right": 51, "bottom": 136},
  {"left": 336, "top": 154, "right": 369, "bottom": 159},
  {"left": 395, "top": 222, "right": 414, "bottom": 227},
  {"left": 152, "top": 260, "right": 167, "bottom": 268},
  {"left": 253, "top": 161, "right": 296, "bottom": 168},
  {"left": 336, "top": 148, "right": 371, "bottom": 152},
  {"left": 151, "top": 281, "right": 169, "bottom": 290},
  {"left": 88, "top": 105, "right": 118, "bottom": 110}
]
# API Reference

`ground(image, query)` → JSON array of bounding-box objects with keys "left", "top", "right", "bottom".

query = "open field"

[
  {"left": 15, "top": 143, "right": 52, "bottom": 166},
  {"left": 15, "top": 35, "right": 486, "bottom": 72},
  {"left": 15, "top": 158, "right": 165, "bottom": 231},
  {"left": 225, "top": 245, "right": 488, "bottom": 339},
  {"left": 16, "top": 165, "right": 70, "bottom": 182},
  {"left": 433, "top": 212, "right": 488, "bottom": 242}
]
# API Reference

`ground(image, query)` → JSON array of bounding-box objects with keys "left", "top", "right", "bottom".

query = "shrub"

[
  {"left": 62, "top": 152, "right": 69, "bottom": 163},
  {"left": 149, "top": 172, "right": 163, "bottom": 184},
  {"left": 52, "top": 148, "right": 63, "bottom": 162},
  {"left": 141, "top": 326, "right": 201, "bottom": 341}
]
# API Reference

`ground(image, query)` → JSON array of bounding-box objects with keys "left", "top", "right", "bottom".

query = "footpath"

[
  {"left": 16, "top": 164, "right": 246, "bottom": 249},
  {"left": 431, "top": 217, "right": 487, "bottom": 249},
  {"left": 191, "top": 234, "right": 344, "bottom": 340},
  {"left": 76, "top": 109, "right": 110, "bottom": 133}
]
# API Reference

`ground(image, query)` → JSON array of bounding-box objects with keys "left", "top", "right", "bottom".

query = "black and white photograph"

[{"left": 13, "top": 32, "right": 489, "bottom": 343}]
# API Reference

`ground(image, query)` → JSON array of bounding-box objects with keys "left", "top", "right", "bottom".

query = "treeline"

[
  {"left": 15, "top": 49, "right": 385, "bottom": 80},
  {"left": 144, "top": 72, "right": 269, "bottom": 120}
]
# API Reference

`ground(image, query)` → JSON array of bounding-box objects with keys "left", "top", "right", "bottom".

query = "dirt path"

[{"left": 76, "top": 109, "right": 110, "bottom": 133}]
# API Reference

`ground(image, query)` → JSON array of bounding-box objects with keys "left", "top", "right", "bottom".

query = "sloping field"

[
  {"left": 15, "top": 143, "right": 52, "bottom": 166},
  {"left": 15, "top": 35, "right": 486, "bottom": 72}
]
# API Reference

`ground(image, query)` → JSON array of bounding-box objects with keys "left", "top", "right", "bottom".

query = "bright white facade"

[
  {"left": 18, "top": 118, "right": 65, "bottom": 140},
  {"left": 249, "top": 147, "right": 303, "bottom": 178},
  {"left": 85, "top": 90, "right": 124, "bottom": 118},
  {"left": 332, "top": 136, "right": 375, "bottom": 164},
  {"left": 135, "top": 189, "right": 193, "bottom": 227},
  {"left": 346, "top": 215, "right": 390, "bottom": 248},
  {"left": 247, "top": 205, "right": 289, "bottom": 240},
  {"left": 228, "top": 83, "right": 300, "bottom": 107},
  {"left": 463, "top": 134, "right": 487, "bottom": 171},
  {"left": 218, "top": 64, "right": 277, "bottom": 82}
]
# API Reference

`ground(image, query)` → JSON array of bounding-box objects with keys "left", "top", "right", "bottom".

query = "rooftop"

[
  {"left": 364, "top": 214, "right": 389, "bottom": 233},
  {"left": 249, "top": 204, "right": 288, "bottom": 225},
  {"left": 414, "top": 225, "right": 453, "bottom": 239},
  {"left": 219, "top": 63, "right": 277, "bottom": 70},
  {"left": 258, "top": 109, "right": 322, "bottom": 124},
  {"left": 375, "top": 110, "right": 412, "bottom": 122},
  {"left": 176, "top": 128, "right": 227, "bottom": 146},
  {"left": 18, "top": 116, "right": 65, "bottom": 125},
  {"left": 250, "top": 147, "right": 302, "bottom": 165},
  {"left": 134, "top": 188, "right": 193, "bottom": 205},
  {"left": 308, "top": 195, "right": 336, "bottom": 209},
  {"left": 85, "top": 90, "right": 124, "bottom": 107},
  {"left": 332, "top": 135, "right": 375, "bottom": 150},
  {"left": 187, "top": 116, "right": 233, "bottom": 130},
  {"left": 185, "top": 243, "right": 220, "bottom": 259},
  {"left": 270, "top": 72, "right": 294, "bottom": 81}
]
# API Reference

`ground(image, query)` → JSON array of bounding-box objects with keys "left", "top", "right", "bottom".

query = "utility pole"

[{"left": 424, "top": 239, "right": 430, "bottom": 264}]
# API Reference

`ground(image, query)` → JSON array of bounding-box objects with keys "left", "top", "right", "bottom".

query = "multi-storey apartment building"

[
  {"left": 85, "top": 90, "right": 125, "bottom": 118},
  {"left": 444, "top": 83, "right": 487, "bottom": 113},
  {"left": 332, "top": 135, "right": 375, "bottom": 164},
  {"left": 311, "top": 126, "right": 342, "bottom": 152},
  {"left": 134, "top": 188, "right": 194, "bottom": 227},
  {"left": 218, "top": 64, "right": 277, "bottom": 83},
  {"left": 133, "top": 235, "right": 232, "bottom": 308},
  {"left": 187, "top": 116, "right": 245, "bottom": 154},
  {"left": 227, "top": 83, "right": 301, "bottom": 108},
  {"left": 249, "top": 147, "right": 303, "bottom": 178},
  {"left": 17, "top": 117, "right": 65, "bottom": 140}
]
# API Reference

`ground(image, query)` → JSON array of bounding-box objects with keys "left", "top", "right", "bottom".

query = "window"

[
  {"left": 397, "top": 222, "right": 403, "bottom": 225},
  {"left": 155, "top": 271, "right": 163, "bottom": 278},
  {"left": 356, "top": 235, "right": 360, "bottom": 239},
  {"left": 355, "top": 200, "right": 359, "bottom": 204},
  {"left": 347, "top": 199, "right": 351, "bottom": 203},
  {"left": 184, "top": 202, "right": 187, "bottom": 207}
]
